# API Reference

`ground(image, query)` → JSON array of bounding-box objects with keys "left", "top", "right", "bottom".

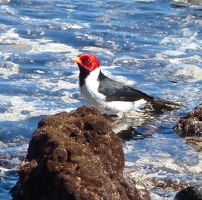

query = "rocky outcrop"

[
  {"left": 174, "top": 103, "right": 202, "bottom": 152},
  {"left": 13, "top": 106, "right": 150, "bottom": 200}
]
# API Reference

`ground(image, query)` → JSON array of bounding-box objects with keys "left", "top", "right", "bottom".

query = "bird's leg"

[{"left": 102, "top": 114, "right": 121, "bottom": 126}]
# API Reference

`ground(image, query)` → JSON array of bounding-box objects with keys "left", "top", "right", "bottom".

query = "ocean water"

[{"left": 0, "top": 0, "right": 202, "bottom": 199}]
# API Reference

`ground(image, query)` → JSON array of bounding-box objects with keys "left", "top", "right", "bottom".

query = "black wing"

[{"left": 98, "top": 72, "right": 154, "bottom": 102}]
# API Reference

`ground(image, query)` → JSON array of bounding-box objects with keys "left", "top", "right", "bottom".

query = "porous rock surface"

[
  {"left": 15, "top": 106, "right": 150, "bottom": 200},
  {"left": 174, "top": 103, "right": 202, "bottom": 151},
  {"left": 174, "top": 103, "right": 202, "bottom": 137}
]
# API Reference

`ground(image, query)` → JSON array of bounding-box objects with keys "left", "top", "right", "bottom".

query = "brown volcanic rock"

[
  {"left": 174, "top": 103, "right": 202, "bottom": 152},
  {"left": 174, "top": 103, "right": 202, "bottom": 137},
  {"left": 16, "top": 106, "right": 150, "bottom": 200}
]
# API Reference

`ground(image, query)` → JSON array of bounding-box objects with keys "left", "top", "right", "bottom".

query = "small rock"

[
  {"left": 174, "top": 103, "right": 202, "bottom": 137},
  {"left": 174, "top": 103, "right": 202, "bottom": 151}
]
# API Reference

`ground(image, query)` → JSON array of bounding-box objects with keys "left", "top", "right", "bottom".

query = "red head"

[{"left": 72, "top": 53, "right": 100, "bottom": 72}]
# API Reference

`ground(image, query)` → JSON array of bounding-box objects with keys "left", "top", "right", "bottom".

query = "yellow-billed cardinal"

[{"left": 72, "top": 53, "right": 180, "bottom": 117}]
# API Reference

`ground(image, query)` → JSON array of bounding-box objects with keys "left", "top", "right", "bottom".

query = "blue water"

[{"left": 1, "top": 0, "right": 202, "bottom": 199}]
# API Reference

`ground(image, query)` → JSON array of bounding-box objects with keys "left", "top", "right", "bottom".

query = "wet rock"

[
  {"left": 174, "top": 103, "right": 202, "bottom": 151},
  {"left": 13, "top": 106, "right": 150, "bottom": 200},
  {"left": 175, "top": 185, "right": 202, "bottom": 200},
  {"left": 174, "top": 103, "right": 202, "bottom": 137},
  {"left": 185, "top": 136, "right": 202, "bottom": 152}
]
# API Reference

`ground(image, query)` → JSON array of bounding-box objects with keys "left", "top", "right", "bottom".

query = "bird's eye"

[{"left": 86, "top": 59, "right": 90, "bottom": 63}]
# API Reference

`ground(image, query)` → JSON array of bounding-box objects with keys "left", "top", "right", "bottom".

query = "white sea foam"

[{"left": 0, "top": 28, "right": 80, "bottom": 121}]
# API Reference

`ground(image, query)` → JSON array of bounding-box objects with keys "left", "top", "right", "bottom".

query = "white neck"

[
  {"left": 80, "top": 67, "right": 106, "bottom": 107},
  {"left": 87, "top": 67, "right": 101, "bottom": 81}
]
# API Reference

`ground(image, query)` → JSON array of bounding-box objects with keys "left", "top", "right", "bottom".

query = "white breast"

[{"left": 80, "top": 68, "right": 107, "bottom": 112}]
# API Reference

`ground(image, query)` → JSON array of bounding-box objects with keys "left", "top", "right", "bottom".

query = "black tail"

[{"left": 144, "top": 98, "right": 182, "bottom": 114}]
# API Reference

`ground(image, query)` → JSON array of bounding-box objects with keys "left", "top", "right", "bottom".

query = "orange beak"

[{"left": 72, "top": 57, "right": 82, "bottom": 65}]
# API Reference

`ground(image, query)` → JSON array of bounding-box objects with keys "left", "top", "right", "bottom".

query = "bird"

[{"left": 72, "top": 53, "right": 181, "bottom": 118}]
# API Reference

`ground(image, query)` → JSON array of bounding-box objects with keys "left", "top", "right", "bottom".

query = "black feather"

[
  {"left": 98, "top": 72, "right": 154, "bottom": 102},
  {"left": 79, "top": 66, "right": 89, "bottom": 88}
]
